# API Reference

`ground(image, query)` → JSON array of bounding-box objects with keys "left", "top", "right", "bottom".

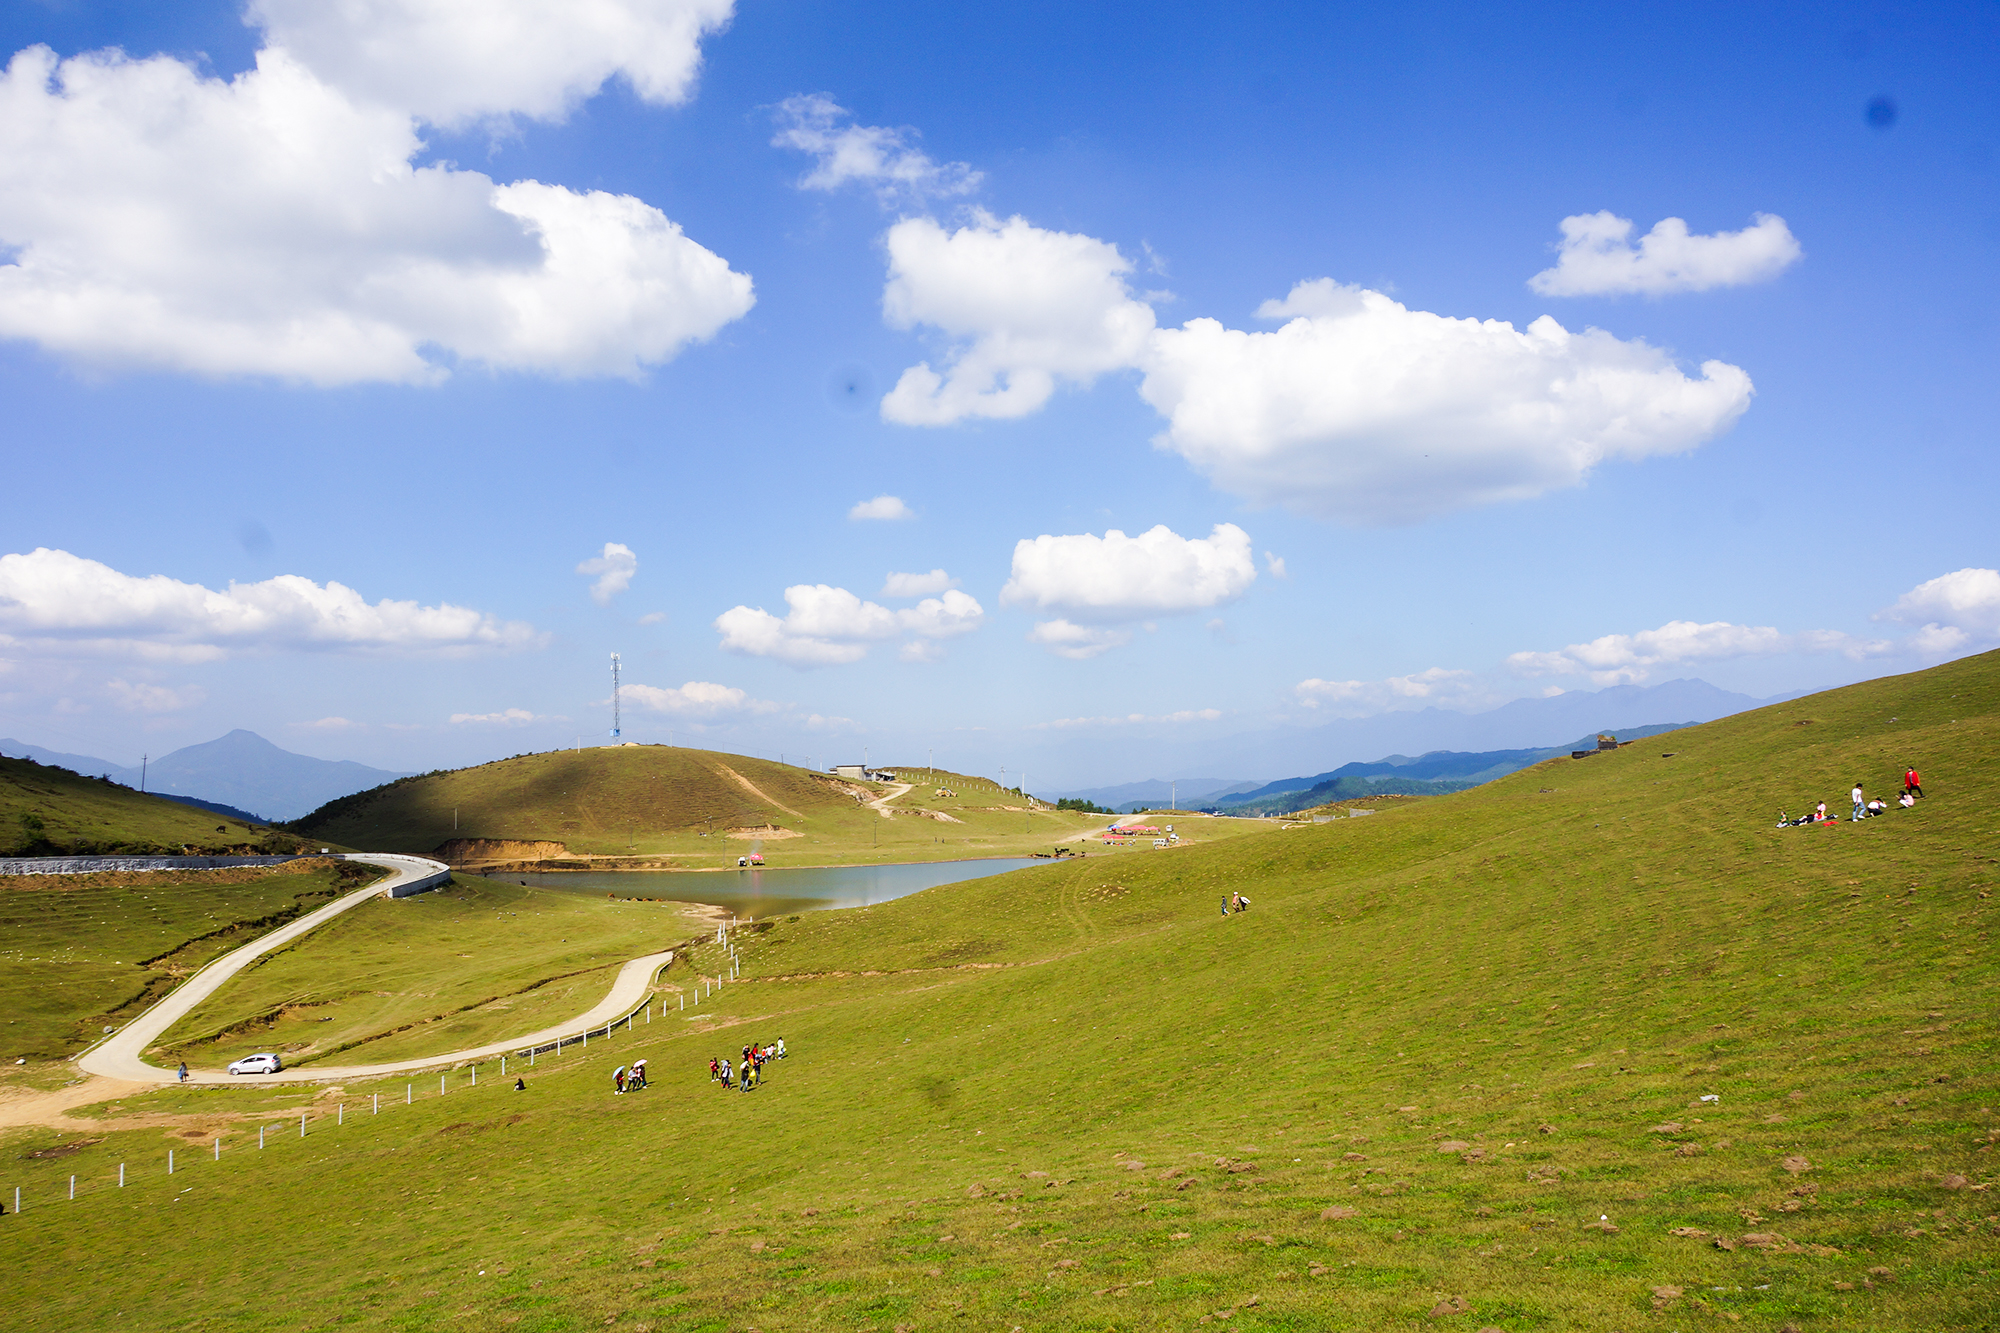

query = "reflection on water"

[{"left": 501, "top": 857, "right": 1048, "bottom": 919}]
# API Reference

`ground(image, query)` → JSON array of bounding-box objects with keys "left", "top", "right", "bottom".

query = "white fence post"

[
  {"left": 407, "top": 1083, "right": 412, "bottom": 1104},
  {"left": 213, "top": 1138, "right": 220, "bottom": 1160},
  {"left": 471, "top": 1065, "right": 476, "bottom": 1087},
  {"left": 501, "top": 1056, "right": 506, "bottom": 1077},
  {"left": 258, "top": 1127, "right": 264, "bottom": 1150},
  {"left": 120, "top": 1163, "right": 126, "bottom": 1186},
  {"left": 374, "top": 1093, "right": 379, "bottom": 1115},
  {"left": 300, "top": 1113, "right": 306, "bottom": 1137},
  {"left": 169, "top": 1150, "right": 174, "bottom": 1174},
  {"left": 531, "top": 1048, "right": 535, "bottom": 1067},
  {"left": 70, "top": 1175, "right": 75, "bottom": 1200},
  {"left": 440, "top": 1074, "right": 446, "bottom": 1096},
  {"left": 12, "top": 1186, "right": 17, "bottom": 1213}
]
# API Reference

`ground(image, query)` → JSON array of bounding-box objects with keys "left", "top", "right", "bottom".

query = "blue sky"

[{"left": 0, "top": 0, "right": 1994, "bottom": 788}]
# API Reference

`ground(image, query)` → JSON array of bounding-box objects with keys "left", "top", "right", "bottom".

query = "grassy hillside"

[
  {"left": 0, "top": 754, "right": 301, "bottom": 857},
  {"left": 290, "top": 748, "right": 1127, "bottom": 867},
  {"left": 152, "top": 877, "right": 709, "bottom": 1070},
  {"left": 0, "top": 859, "right": 381, "bottom": 1061},
  {"left": 3, "top": 651, "right": 1995, "bottom": 1331}
]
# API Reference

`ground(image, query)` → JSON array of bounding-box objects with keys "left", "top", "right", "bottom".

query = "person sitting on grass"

[
  {"left": 1899, "top": 790, "right": 1916, "bottom": 808},
  {"left": 1867, "top": 797, "right": 1888, "bottom": 816}
]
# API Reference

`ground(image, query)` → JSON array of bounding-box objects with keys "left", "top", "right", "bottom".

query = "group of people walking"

[
  {"left": 612, "top": 1060, "right": 648, "bottom": 1093},
  {"left": 709, "top": 1039, "right": 785, "bottom": 1091},
  {"left": 1220, "top": 891, "right": 1251, "bottom": 916}
]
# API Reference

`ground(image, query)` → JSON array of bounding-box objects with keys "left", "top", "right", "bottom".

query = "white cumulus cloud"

[
  {"left": 0, "top": 547, "right": 542, "bottom": 661},
  {"left": 623, "top": 680, "right": 781, "bottom": 717},
  {"left": 1143, "top": 280, "right": 1752, "bottom": 524},
  {"left": 1024, "top": 620, "right": 1132, "bottom": 660},
  {"left": 715, "top": 584, "right": 984, "bottom": 667},
  {"left": 107, "top": 678, "right": 206, "bottom": 713},
  {"left": 448, "top": 707, "right": 548, "bottom": 726},
  {"left": 576, "top": 542, "right": 638, "bottom": 604},
  {"left": 880, "top": 569, "right": 958, "bottom": 597},
  {"left": 1506, "top": 619, "right": 1891, "bottom": 686},
  {"left": 1034, "top": 708, "right": 1222, "bottom": 729},
  {"left": 1876, "top": 567, "right": 2000, "bottom": 655},
  {"left": 0, "top": 13, "right": 753, "bottom": 384},
  {"left": 1294, "top": 667, "right": 1482, "bottom": 712},
  {"left": 879, "top": 212, "right": 1157, "bottom": 425},
  {"left": 252, "top": 0, "right": 734, "bottom": 130},
  {"left": 1528, "top": 211, "right": 1802, "bottom": 297},
  {"left": 771, "top": 93, "right": 980, "bottom": 201},
  {"left": 849, "top": 495, "right": 914, "bottom": 521},
  {"left": 1001, "top": 523, "right": 1256, "bottom": 627}
]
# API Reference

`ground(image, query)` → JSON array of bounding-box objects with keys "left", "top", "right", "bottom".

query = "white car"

[{"left": 227, "top": 1053, "right": 283, "bottom": 1075}]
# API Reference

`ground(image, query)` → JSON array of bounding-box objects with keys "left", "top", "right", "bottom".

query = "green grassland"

[
  {"left": 288, "top": 749, "right": 1259, "bottom": 869},
  {"left": 151, "top": 878, "right": 710, "bottom": 1070},
  {"left": 0, "top": 754, "right": 304, "bottom": 856},
  {"left": 4, "top": 652, "right": 1996, "bottom": 1331},
  {"left": 0, "top": 859, "right": 381, "bottom": 1063}
]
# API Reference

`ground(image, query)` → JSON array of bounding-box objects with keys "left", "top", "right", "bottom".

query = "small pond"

[{"left": 497, "top": 857, "right": 1049, "bottom": 919}]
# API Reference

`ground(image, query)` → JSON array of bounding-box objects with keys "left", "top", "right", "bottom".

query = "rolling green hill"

[
  {"left": 0, "top": 754, "right": 299, "bottom": 857},
  {"left": 3, "top": 651, "right": 1994, "bottom": 1331},
  {"left": 288, "top": 748, "right": 1125, "bottom": 867}
]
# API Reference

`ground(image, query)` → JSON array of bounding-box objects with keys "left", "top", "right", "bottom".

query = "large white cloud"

[
  {"left": 880, "top": 212, "right": 1157, "bottom": 424},
  {"left": 623, "top": 680, "right": 781, "bottom": 717},
  {"left": 1528, "top": 211, "right": 1802, "bottom": 297},
  {"left": 1506, "top": 618, "right": 1890, "bottom": 686},
  {"left": 251, "top": 0, "right": 734, "bottom": 129},
  {"left": 875, "top": 211, "right": 1754, "bottom": 523},
  {"left": 0, "top": 547, "right": 543, "bottom": 660},
  {"left": 0, "top": 20, "right": 752, "bottom": 383},
  {"left": 1876, "top": 567, "right": 2000, "bottom": 654},
  {"left": 1142, "top": 281, "right": 1753, "bottom": 524},
  {"left": 1001, "top": 523, "right": 1256, "bottom": 624},
  {"left": 771, "top": 94, "right": 980, "bottom": 202},
  {"left": 715, "top": 584, "right": 984, "bottom": 667}
]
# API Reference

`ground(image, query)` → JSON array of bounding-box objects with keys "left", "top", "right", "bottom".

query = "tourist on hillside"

[
  {"left": 1813, "top": 801, "right": 1829, "bottom": 822},
  {"left": 1904, "top": 766, "right": 1923, "bottom": 798},
  {"left": 1899, "top": 790, "right": 1916, "bottom": 808},
  {"left": 1850, "top": 781, "right": 1865, "bottom": 822},
  {"left": 514, "top": 1077, "right": 526, "bottom": 1092},
  {"left": 1221, "top": 895, "right": 1230, "bottom": 917},
  {"left": 776, "top": 1038, "right": 787, "bottom": 1059},
  {"left": 709, "top": 1056, "right": 720, "bottom": 1082},
  {"left": 1866, "top": 797, "right": 1888, "bottom": 816},
  {"left": 177, "top": 1061, "right": 188, "bottom": 1083},
  {"left": 719, "top": 1058, "right": 732, "bottom": 1088},
  {"left": 630, "top": 1060, "right": 648, "bottom": 1090},
  {"left": 614, "top": 1066, "right": 627, "bottom": 1094}
]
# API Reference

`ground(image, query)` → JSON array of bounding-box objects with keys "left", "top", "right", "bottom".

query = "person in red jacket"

[{"left": 1904, "top": 767, "right": 1923, "bottom": 798}]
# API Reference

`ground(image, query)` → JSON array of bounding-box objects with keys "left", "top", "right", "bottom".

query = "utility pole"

[{"left": 140, "top": 754, "right": 148, "bottom": 793}]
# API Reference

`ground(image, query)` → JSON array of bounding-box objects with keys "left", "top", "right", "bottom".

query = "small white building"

[{"left": 832, "top": 764, "right": 866, "bottom": 779}]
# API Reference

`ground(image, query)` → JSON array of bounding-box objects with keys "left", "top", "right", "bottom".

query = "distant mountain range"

[
  {"left": 1038, "top": 678, "right": 1805, "bottom": 805},
  {"left": 1047, "top": 776, "right": 1262, "bottom": 814},
  {"left": 1215, "top": 721, "right": 1693, "bottom": 816},
  {"left": 0, "top": 730, "right": 410, "bottom": 822}
]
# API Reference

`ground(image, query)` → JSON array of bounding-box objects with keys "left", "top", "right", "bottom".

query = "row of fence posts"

[{"left": 9, "top": 995, "right": 681, "bottom": 1215}]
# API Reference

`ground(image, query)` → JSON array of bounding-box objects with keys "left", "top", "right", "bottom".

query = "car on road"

[{"left": 227, "top": 1053, "right": 283, "bottom": 1075}]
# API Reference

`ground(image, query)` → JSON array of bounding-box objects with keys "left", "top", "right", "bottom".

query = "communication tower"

[{"left": 610, "top": 652, "right": 622, "bottom": 741}]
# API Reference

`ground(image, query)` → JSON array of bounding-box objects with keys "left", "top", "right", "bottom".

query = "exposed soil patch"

[{"left": 435, "top": 839, "right": 570, "bottom": 863}]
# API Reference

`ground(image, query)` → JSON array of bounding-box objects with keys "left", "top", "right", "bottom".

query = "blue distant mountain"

[{"left": 0, "top": 730, "right": 409, "bottom": 822}]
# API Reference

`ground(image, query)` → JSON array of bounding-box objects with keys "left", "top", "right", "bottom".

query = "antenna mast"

[{"left": 609, "top": 652, "right": 622, "bottom": 741}]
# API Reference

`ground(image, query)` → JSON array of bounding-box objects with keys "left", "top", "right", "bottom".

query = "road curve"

[{"left": 76, "top": 854, "right": 676, "bottom": 1086}]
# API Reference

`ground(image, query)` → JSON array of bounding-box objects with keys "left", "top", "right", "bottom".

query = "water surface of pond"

[{"left": 502, "top": 857, "right": 1048, "bottom": 919}]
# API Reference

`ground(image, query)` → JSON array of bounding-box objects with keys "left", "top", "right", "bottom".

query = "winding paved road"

[{"left": 76, "top": 854, "right": 676, "bottom": 1087}]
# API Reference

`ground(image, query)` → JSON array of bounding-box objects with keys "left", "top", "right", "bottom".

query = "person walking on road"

[
  {"left": 177, "top": 1061, "right": 188, "bottom": 1083},
  {"left": 1904, "top": 766, "right": 1923, "bottom": 798},
  {"left": 1851, "top": 781, "right": 1866, "bottom": 822}
]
